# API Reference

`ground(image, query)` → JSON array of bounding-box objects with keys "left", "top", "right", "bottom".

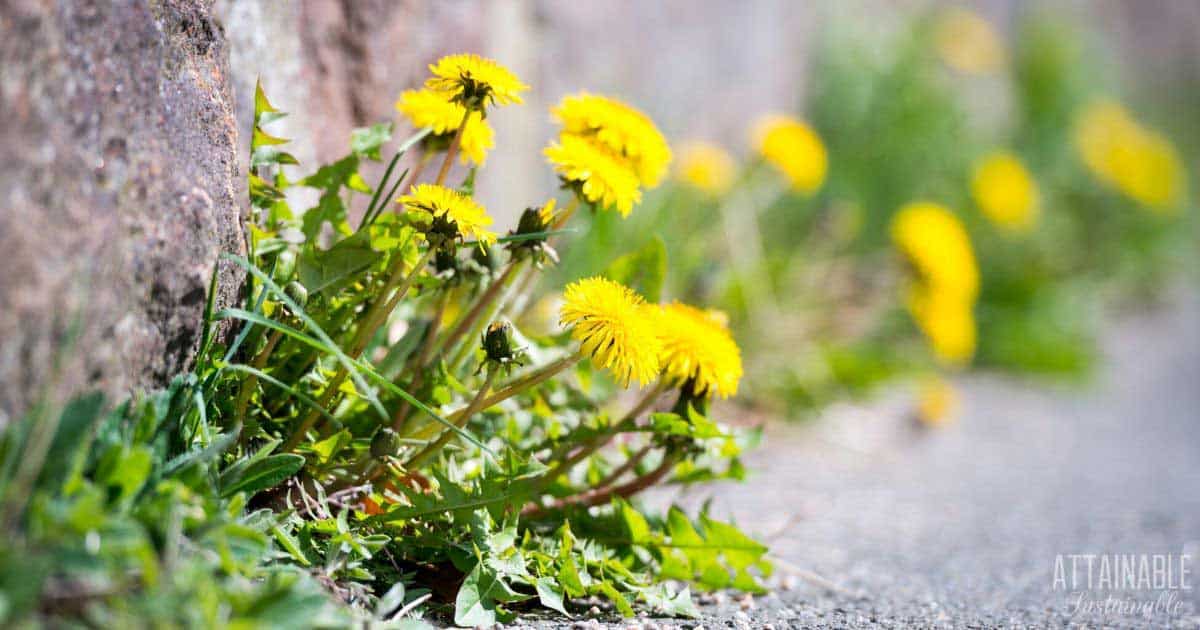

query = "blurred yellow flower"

[
  {"left": 890, "top": 202, "right": 979, "bottom": 300},
  {"left": 675, "top": 141, "right": 737, "bottom": 197},
  {"left": 552, "top": 92, "right": 672, "bottom": 187},
  {"left": 425, "top": 53, "right": 528, "bottom": 111},
  {"left": 560, "top": 277, "right": 661, "bottom": 387},
  {"left": 1074, "top": 100, "right": 1186, "bottom": 212},
  {"left": 891, "top": 202, "right": 979, "bottom": 366},
  {"left": 917, "top": 375, "right": 959, "bottom": 427},
  {"left": 544, "top": 134, "right": 643, "bottom": 217},
  {"left": 907, "top": 288, "right": 977, "bottom": 366},
  {"left": 395, "top": 88, "right": 495, "bottom": 165},
  {"left": 397, "top": 184, "right": 497, "bottom": 247},
  {"left": 971, "top": 151, "right": 1040, "bottom": 232},
  {"left": 753, "top": 114, "right": 827, "bottom": 194},
  {"left": 653, "top": 302, "right": 743, "bottom": 399},
  {"left": 935, "top": 7, "right": 1006, "bottom": 75}
]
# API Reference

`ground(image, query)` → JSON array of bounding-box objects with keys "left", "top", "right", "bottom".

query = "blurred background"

[{"left": 219, "top": 1, "right": 1198, "bottom": 420}]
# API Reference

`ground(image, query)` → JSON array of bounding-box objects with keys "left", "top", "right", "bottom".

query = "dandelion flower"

[
  {"left": 935, "top": 7, "right": 1006, "bottom": 75},
  {"left": 907, "top": 288, "right": 977, "bottom": 366},
  {"left": 917, "top": 376, "right": 959, "bottom": 427},
  {"left": 396, "top": 88, "right": 495, "bottom": 165},
  {"left": 653, "top": 302, "right": 743, "bottom": 399},
  {"left": 971, "top": 151, "right": 1040, "bottom": 232},
  {"left": 891, "top": 202, "right": 979, "bottom": 366},
  {"left": 545, "top": 134, "right": 643, "bottom": 217},
  {"left": 1074, "top": 100, "right": 1186, "bottom": 211},
  {"left": 890, "top": 202, "right": 979, "bottom": 301},
  {"left": 551, "top": 92, "right": 672, "bottom": 187},
  {"left": 559, "top": 277, "right": 661, "bottom": 387},
  {"left": 425, "top": 53, "right": 528, "bottom": 111},
  {"left": 398, "top": 183, "right": 497, "bottom": 247},
  {"left": 753, "top": 114, "right": 827, "bottom": 195},
  {"left": 675, "top": 141, "right": 737, "bottom": 197}
]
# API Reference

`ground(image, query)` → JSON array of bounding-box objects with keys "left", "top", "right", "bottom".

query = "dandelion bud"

[
  {"left": 284, "top": 281, "right": 308, "bottom": 308},
  {"left": 272, "top": 250, "right": 297, "bottom": 284},
  {"left": 481, "top": 321, "right": 516, "bottom": 364},
  {"left": 371, "top": 428, "right": 402, "bottom": 458}
]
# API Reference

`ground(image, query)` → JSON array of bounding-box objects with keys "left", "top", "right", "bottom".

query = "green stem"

[
  {"left": 542, "top": 380, "right": 667, "bottom": 481},
  {"left": 523, "top": 452, "right": 677, "bottom": 517},
  {"left": 433, "top": 109, "right": 471, "bottom": 186},
  {"left": 438, "top": 259, "right": 523, "bottom": 366},
  {"left": 403, "top": 368, "right": 498, "bottom": 469},
  {"left": 389, "top": 290, "right": 451, "bottom": 429},
  {"left": 233, "top": 327, "right": 283, "bottom": 427},
  {"left": 283, "top": 247, "right": 435, "bottom": 452}
]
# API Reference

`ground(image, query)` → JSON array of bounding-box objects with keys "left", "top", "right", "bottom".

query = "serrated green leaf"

[
  {"left": 454, "top": 562, "right": 525, "bottom": 626},
  {"left": 536, "top": 576, "right": 569, "bottom": 616}
]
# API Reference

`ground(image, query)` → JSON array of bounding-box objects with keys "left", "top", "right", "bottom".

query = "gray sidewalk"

[{"left": 536, "top": 294, "right": 1200, "bottom": 629}]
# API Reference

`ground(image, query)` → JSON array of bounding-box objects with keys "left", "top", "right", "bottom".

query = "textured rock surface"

[{"left": 0, "top": 0, "right": 245, "bottom": 422}]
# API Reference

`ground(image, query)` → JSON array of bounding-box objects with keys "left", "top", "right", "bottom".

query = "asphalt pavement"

[{"left": 531, "top": 293, "right": 1200, "bottom": 629}]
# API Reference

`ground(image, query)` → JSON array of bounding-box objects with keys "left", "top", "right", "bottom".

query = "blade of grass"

[
  {"left": 196, "top": 260, "right": 222, "bottom": 373},
  {"left": 459, "top": 229, "right": 576, "bottom": 249},
  {"left": 214, "top": 306, "right": 491, "bottom": 455},
  {"left": 223, "top": 254, "right": 388, "bottom": 422},
  {"left": 218, "top": 362, "right": 337, "bottom": 426},
  {"left": 363, "top": 150, "right": 403, "bottom": 223}
]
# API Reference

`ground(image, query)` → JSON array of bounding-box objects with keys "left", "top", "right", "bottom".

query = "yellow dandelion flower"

[
  {"left": 753, "top": 114, "right": 828, "bottom": 194},
  {"left": 971, "top": 151, "right": 1040, "bottom": 232},
  {"left": 395, "top": 88, "right": 495, "bottom": 165},
  {"left": 890, "top": 202, "right": 979, "bottom": 301},
  {"left": 653, "top": 302, "right": 743, "bottom": 399},
  {"left": 425, "top": 53, "right": 528, "bottom": 111},
  {"left": 544, "top": 134, "right": 643, "bottom": 217},
  {"left": 907, "top": 288, "right": 977, "bottom": 366},
  {"left": 935, "top": 7, "right": 1006, "bottom": 75},
  {"left": 551, "top": 92, "right": 673, "bottom": 187},
  {"left": 397, "top": 183, "right": 497, "bottom": 247},
  {"left": 917, "top": 376, "right": 959, "bottom": 427},
  {"left": 559, "top": 277, "right": 661, "bottom": 387},
  {"left": 675, "top": 141, "right": 737, "bottom": 197},
  {"left": 1074, "top": 100, "right": 1186, "bottom": 211}
]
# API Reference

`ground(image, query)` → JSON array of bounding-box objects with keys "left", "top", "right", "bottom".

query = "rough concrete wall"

[{"left": 0, "top": 0, "right": 245, "bottom": 422}]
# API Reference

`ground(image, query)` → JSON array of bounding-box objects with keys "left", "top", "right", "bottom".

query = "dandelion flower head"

[
  {"left": 544, "top": 134, "right": 643, "bottom": 217},
  {"left": 552, "top": 93, "right": 672, "bottom": 188},
  {"left": 559, "top": 277, "right": 661, "bottom": 387},
  {"left": 396, "top": 88, "right": 495, "bottom": 165},
  {"left": 753, "top": 114, "right": 828, "bottom": 194},
  {"left": 425, "top": 53, "right": 528, "bottom": 111},
  {"left": 971, "top": 151, "right": 1040, "bottom": 232},
  {"left": 675, "top": 141, "right": 737, "bottom": 197},
  {"left": 654, "top": 302, "right": 743, "bottom": 399},
  {"left": 398, "top": 184, "right": 497, "bottom": 247}
]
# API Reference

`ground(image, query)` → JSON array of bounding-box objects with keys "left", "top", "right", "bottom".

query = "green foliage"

[{"left": 0, "top": 78, "right": 769, "bottom": 626}]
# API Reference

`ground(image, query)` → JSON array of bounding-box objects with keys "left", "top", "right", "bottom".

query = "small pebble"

[
  {"left": 738, "top": 593, "right": 756, "bottom": 610},
  {"left": 588, "top": 605, "right": 602, "bottom": 617},
  {"left": 780, "top": 575, "right": 797, "bottom": 591}
]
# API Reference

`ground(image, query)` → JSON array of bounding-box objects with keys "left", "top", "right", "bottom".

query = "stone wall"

[{"left": 0, "top": 0, "right": 245, "bottom": 422}]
